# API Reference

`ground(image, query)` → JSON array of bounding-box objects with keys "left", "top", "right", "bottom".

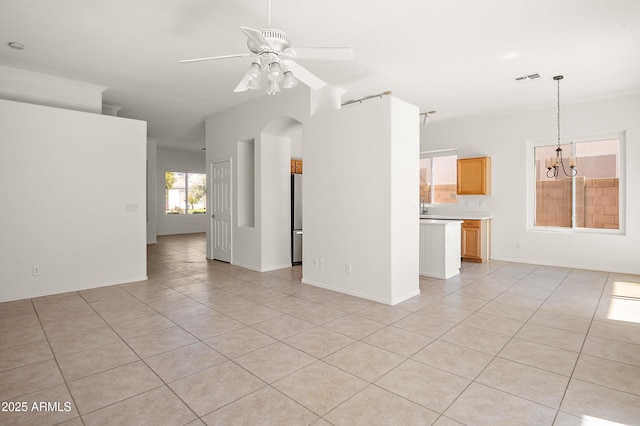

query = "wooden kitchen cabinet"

[
  {"left": 461, "top": 220, "right": 481, "bottom": 262},
  {"left": 290, "top": 159, "right": 303, "bottom": 174},
  {"left": 461, "top": 219, "right": 490, "bottom": 262},
  {"left": 457, "top": 157, "right": 491, "bottom": 195}
]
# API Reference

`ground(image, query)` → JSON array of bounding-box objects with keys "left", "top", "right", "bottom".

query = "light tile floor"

[{"left": 1, "top": 233, "right": 639, "bottom": 425}]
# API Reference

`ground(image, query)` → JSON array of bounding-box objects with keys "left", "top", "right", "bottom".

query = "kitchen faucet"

[{"left": 420, "top": 199, "right": 428, "bottom": 214}]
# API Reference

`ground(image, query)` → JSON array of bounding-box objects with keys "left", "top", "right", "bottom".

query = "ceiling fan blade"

[
  {"left": 179, "top": 53, "right": 251, "bottom": 64},
  {"left": 239, "top": 26, "right": 274, "bottom": 51},
  {"left": 283, "top": 60, "right": 327, "bottom": 91},
  {"left": 284, "top": 47, "right": 354, "bottom": 61},
  {"left": 233, "top": 73, "right": 251, "bottom": 92}
]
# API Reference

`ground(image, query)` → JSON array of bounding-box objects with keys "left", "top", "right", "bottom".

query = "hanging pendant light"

[{"left": 546, "top": 75, "right": 577, "bottom": 178}]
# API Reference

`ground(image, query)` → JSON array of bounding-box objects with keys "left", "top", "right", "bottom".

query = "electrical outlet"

[
  {"left": 516, "top": 242, "right": 523, "bottom": 249},
  {"left": 32, "top": 266, "right": 40, "bottom": 276},
  {"left": 319, "top": 258, "right": 324, "bottom": 269},
  {"left": 345, "top": 264, "right": 352, "bottom": 274}
]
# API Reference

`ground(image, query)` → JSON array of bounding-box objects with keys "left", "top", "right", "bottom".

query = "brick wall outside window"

[
  {"left": 536, "top": 177, "right": 619, "bottom": 229},
  {"left": 420, "top": 184, "right": 457, "bottom": 204}
]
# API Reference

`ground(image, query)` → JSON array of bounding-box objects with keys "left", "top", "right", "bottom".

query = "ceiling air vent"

[{"left": 515, "top": 73, "right": 541, "bottom": 83}]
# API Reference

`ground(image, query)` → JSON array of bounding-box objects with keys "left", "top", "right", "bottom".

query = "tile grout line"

[
  {"left": 551, "top": 271, "right": 611, "bottom": 424},
  {"left": 28, "top": 297, "right": 85, "bottom": 425},
  {"left": 3, "top": 235, "right": 637, "bottom": 425},
  {"left": 116, "top": 262, "right": 329, "bottom": 422},
  {"left": 426, "top": 263, "right": 573, "bottom": 423},
  {"left": 307, "top": 263, "right": 532, "bottom": 423}
]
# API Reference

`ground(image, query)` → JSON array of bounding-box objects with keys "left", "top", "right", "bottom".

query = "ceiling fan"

[{"left": 179, "top": 0, "right": 354, "bottom": 95}]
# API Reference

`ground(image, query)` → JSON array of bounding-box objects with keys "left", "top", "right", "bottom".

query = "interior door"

[{"left": 211, "top": 159, "right": 231, "bottom": 262}]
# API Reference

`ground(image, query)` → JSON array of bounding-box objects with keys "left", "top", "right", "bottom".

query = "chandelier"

[{"left": 546, "top": 75, "right": 577, "bottom": 178}]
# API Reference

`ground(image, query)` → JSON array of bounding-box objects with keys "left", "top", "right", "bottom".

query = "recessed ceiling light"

[{"left": 8, "top": 42, "right": 24, "bottom": 50}]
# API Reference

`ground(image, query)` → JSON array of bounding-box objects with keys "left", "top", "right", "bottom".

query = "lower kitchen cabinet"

[{"left": 461, "top": 219, "right": 490, "bottom": 262}]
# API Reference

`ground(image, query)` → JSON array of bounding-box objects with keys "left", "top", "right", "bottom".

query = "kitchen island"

[
  {"left": 420, "top": 212, "right": 492, "bottom": 263},
  {"left": 419, "top": 219, "right": 463, "bottom": 279}
]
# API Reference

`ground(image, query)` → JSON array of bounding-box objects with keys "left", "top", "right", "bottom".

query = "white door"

[{"left": 211, "top": 160, "right": 231, "bottom": 262}]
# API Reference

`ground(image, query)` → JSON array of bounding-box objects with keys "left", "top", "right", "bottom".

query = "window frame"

[
  {"left": 165, "top": 170, "right": 207, "bottom": 215},
  {"left": 526, "top": 131, "right": 626, "bottom": 235},
  {"left": 420, "top": 149, "right": 458, "bottom": 206}
]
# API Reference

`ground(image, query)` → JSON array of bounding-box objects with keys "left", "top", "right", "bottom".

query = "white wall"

[
  {"left": 156, "top": 148, "right": 207, "bottom": 235},
  {"left": 390, "top": 97, "right": 421, "bottom": 301},
  {"left": 260, "top": 133, "right": 293, "bottom": 270},
  {"left": 0, "top": 66, "right": 105, "bottom": 114},
  {"left": 290, "top": 127, "right": 303, "bottom": 159},
  {"left": 422, "top": 92, "right": 640, "bottom": 274},
  {"left": 304, "top": 96, "right": 420, "bottom": 304},
  {"left": 0, "top": 99, "right": 147, "bottom": 302},
  {"left": 147, "top": 139, "right": 158, "bottom": 244},
  {"left": 205, "top": 89, "right": 309, "bottom": 271}
]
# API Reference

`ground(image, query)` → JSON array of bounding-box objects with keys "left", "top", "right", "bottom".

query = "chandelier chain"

[
  {"left": 557, "top": 77, "right": 561, "bottom": 146},
  {"left": 546, "top": 75, "right": 576, "bottom": 178}
]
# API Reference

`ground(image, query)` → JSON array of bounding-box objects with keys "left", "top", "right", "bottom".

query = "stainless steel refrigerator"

[{"left": 291, "top": 174, "right": 303, "bottom": 265}]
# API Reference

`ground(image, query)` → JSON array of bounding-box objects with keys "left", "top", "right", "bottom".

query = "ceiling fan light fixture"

[
  {"left": 267, "top": 80, "right": 281, "bottom": 95},
  {"left": 247, "top": 77, "right": 262, "bottom": 90},
  {"left": 247, "top": 62, "right": 262, "bottom": 78},
  {"left": 179, "top": 0, "right": 353, "bottom": 95},
  {"left": 283, "top": 71, "right": 298, "bottom": 89},
  {"left": 267, "top": 61, "right": 284, "bottom": 82}
]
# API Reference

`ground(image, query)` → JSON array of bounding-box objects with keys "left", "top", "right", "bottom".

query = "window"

[
  {"left": 165, "top": 171, "right": 206, "bottom": 214},
  {"left": 532, "top": 133, "right": 624, "bottom": 232},
  {"left": 420, "top": 150, "right": 457, "bottom": 205}
]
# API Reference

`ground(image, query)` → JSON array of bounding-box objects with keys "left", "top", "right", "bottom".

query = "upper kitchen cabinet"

[
  {"left": 290, "top": 159, "right": 303, "bottom": 174},
  {"left": 457, "top": 157, "right": 491, "bottom": 195}
]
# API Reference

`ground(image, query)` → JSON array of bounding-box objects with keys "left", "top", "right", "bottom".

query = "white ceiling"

[{"left": 1, "top": 0, "right": 639, "bottom": 150}]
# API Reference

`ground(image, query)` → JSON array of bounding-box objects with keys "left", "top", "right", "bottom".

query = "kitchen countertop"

[
  {"left": 419, "top": 218, "right": 464, "bottom": 224},
  {"left": 419, "top": 213, "right": 493, "bottom": 220}
]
